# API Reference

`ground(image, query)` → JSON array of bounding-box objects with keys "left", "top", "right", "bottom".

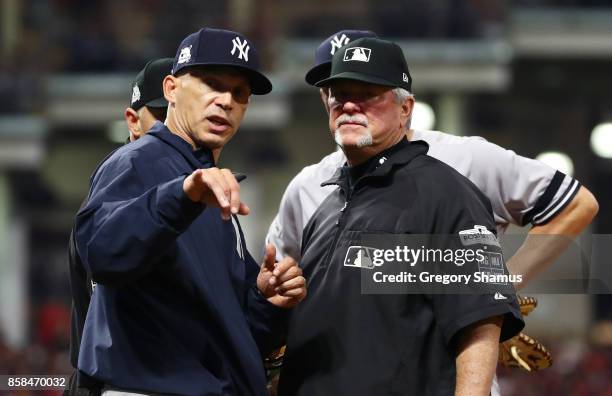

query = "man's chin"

[
  {"left": 334, "top": 130, "right": 373, "bottom": 148},
  {"left": 192, "top": 132, "right": 231, "bottom": 150}
]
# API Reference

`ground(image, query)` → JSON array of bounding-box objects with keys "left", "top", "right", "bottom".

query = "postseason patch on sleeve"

[
  {"left": 459, "top": 225, "right": 508, "bottom": 285},
  {"left": 458, "top": 225, "right": 500, "bottom": 248}
]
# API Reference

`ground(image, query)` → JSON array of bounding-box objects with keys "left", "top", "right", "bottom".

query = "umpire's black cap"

[
  {"left": 171, "top": 28, "right": 272, "bottom": 95},
  {"left": 315, "top": 37, "right": 412, "bottom": 92},
  {"left": 130, "top": 58, "right": 173, "bottom": 111},
  {"left": 304, "top": 30, "right": 377, "bottom": 86}
]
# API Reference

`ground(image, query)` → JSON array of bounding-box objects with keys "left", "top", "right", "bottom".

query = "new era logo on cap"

[{"left": 343, "top": 47, "right": 371, "bottom": 62}]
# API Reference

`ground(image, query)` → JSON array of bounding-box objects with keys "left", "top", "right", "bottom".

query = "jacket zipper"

[
  {"left": 319, "top": 160, "right": 392, "bottom": 268},
  {"left": 321, "top": 184, "right": 355, "bottom": 268}
]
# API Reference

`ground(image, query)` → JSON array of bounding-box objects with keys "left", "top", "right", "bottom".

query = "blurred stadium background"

[{"left": 1, "top": 0, "right": 612, "bottom": 395}]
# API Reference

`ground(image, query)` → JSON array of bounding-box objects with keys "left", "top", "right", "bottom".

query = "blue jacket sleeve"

[
  {"left": 239, "top": 250, "right": 289, "bottom": 356},
  {"left": 246, "top": 285, "right": 289, "bottom": 356},
  {"left": 75, "top": 157, "right": 203, "bottom": 284}
]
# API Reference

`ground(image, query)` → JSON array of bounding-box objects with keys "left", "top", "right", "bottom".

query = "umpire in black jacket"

[{"left": 278, "top": 37, "right": 524, "bottom": 396}]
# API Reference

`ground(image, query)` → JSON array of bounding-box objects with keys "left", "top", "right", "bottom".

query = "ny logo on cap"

[
  {"left": 330, "top": 34, "right": 350, "bottom": 55},
  {"left": 178, "top": 45, "right": 192, "bottom": 64},
  {"left": 231, "top": 37, "right": 250, "bottom": 62},
  {"left": 402, "top": 73, "right": 409, "bottom": 83},
  {"left": 131, "top": 85, "right": 141, "bottom": 104},
  {"left": 343, "top": 47, "right": 371, "bottom": 62}
]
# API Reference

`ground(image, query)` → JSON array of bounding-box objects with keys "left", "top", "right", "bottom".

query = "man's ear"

[
  {"left": 400, "top": 96, "right": 415, "bottom": 130},
  {"left": 124, "top": 108, "right": 141, "bottom": 142},
  {"left": 163, "top": 75, "right": 179, "bottom": 105}
]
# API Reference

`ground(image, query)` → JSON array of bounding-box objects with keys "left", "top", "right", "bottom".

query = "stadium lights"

[
  {"left": 412, "top": 101, "right": 435, "bottom": 131},
  {"left": 536, "top": 151, "right": 574, "bottom": 177},
  {"left": 590, "top": 122, "right": 612, "bottom": 159}
]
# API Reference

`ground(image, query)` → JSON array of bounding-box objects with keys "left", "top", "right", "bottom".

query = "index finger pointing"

[{"left": 220, "top": 169, "right": 241, "bottom": 215}]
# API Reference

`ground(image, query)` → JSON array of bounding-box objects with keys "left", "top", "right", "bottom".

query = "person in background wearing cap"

[
  {"left": 65, "top": 57, "right": 173, "bottom": 396},
  {"left": 124, "top": 58, "right": 174, "bottom": 142},
  {"left": 73, "top": 28, "right": 306, "bottom": 396},
  {"left": 276, "top": 37, "right": 524, "bottom": 395},
  {"left": 269, "top": 29, "right": 597, "bottom": 282},
  {"left": 266, "top": 30, "right": 598, "bottom": 394}
]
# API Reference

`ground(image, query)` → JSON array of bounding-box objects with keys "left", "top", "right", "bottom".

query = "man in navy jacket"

[
  {"left": 66, "top": 57, "right": 173, "bottom": 396},
  {"left": 74, "top": 28, "right": 306, "bottom": 396}
]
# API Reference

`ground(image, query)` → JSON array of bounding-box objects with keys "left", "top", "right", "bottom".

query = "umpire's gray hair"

[
  {"left": 392, "top": 88, "right": 414, "bottom": 130},
  {"left": 392, "top": 87, "right": 414, "bottom": 104}
]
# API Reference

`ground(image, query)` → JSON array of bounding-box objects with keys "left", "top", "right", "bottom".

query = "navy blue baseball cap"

[
  {"left": 172, "top": 28, "right": 272, "bottom": 95},
  {"left": 304, "top": 30, "right": 378, "bottom": 86}
]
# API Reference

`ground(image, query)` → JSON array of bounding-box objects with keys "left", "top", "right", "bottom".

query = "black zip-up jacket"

[{"left": 278, "top": 138, "right": 524, "bottom": 396}]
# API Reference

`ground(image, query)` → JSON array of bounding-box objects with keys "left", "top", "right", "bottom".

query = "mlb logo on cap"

[
  {"left": 315, "top": 37, "right": 413, "bottom": 93},
  {"left": 304, "top": 30, "right": 377, "bottom": 86},
  {"left": 343, "top": 47, "right": 371, "bottom": 62}
]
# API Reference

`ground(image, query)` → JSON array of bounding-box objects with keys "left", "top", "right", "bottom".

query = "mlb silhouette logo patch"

[
  {"left": 343, "top": 246, "right": 375, "bottom": 269},
  {"left": 343, "top": 47, "right": 371, "bottom": 62}
]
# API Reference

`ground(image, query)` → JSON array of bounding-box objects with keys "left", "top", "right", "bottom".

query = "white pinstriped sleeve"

[
  {"left": 463, "top": 138, "right": 580, "bottom": 227},
  {"left": 266, "top": 151, "right": 345, "bottom": 262},
  {"left": 265, "top": 173, "right": 305, "bottom": 262},
  {"left": 525, "top": 172, "right": 580, "bottom": 226}
]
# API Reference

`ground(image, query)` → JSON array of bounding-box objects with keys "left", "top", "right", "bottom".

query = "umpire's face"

[
  {"left": 327, "top": 80, "right": 410, "bottom": 157},
  {"left": 165, "top": 66, "right": 251, "bottom": 150}
]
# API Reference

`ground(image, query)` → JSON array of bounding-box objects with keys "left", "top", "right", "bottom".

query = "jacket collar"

[
  {"left": 321, "top": 138, "right": 429, "bottom": 187},
  {"left": 148, "top": 121, "right": 215, "bottom": 169}
]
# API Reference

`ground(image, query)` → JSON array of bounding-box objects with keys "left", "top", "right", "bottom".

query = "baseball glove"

[
  {"left": 264, "top": 346, "right": 285, "bottom": 396},
  {"left": 498, "top": 295, "right": 552, "bottom": 371},
  {"left": 499, "top": 332, "right": 552, "bottom": 371},
  {"left": 518, "top": 295, "right": 538, "bottom": 316},
  {"left": 264, "top": 345, "right": 286, "bottom": 373}
]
